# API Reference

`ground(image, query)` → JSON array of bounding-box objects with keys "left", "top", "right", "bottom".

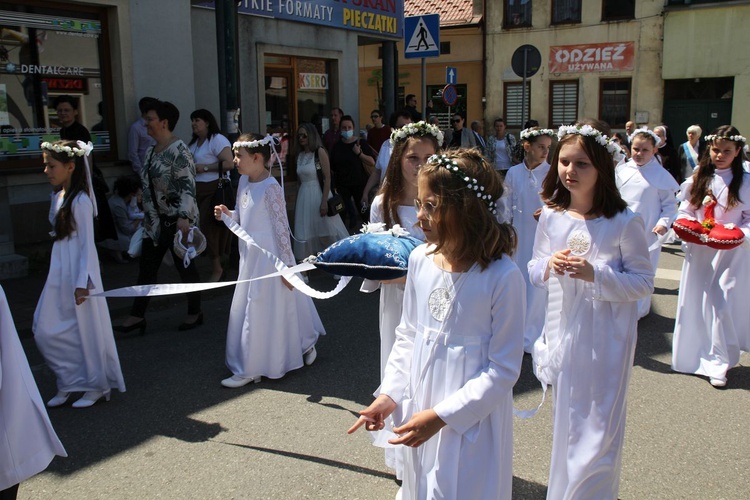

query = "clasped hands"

[
  {"left": 347, "top": 394, "right": 446, "bottom": 448},
  {"left": 548, "top": 248, "right": 595, "bottom": 282}
]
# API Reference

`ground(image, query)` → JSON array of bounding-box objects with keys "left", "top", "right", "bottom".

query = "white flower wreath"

[
  {"left": 557, "top": 124, "right": 621, "bottom": 158},
  {"left": 232, "top": 134, "right": 278, "bottom": 151},
  {"left": 628, "top": 127, "right": 661, "bottom": 146},
  {"left": 40, "top": 141, "right": 87, "bottom": 157},
  {"left": 520, "top": 128, "right": 556, "bottom": 141},
  {"left": 704, "top": 134, "right": 747, "bottom": 145},
  {"left": 390, "top": 121, "right": 444, "bottom": 147}
]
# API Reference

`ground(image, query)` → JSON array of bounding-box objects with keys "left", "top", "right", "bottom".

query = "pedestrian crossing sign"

[{"left": 404, "top": 14, "right": 440, "bottom": 59}]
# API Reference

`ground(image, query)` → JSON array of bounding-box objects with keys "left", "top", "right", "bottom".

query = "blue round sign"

[{"left": 442, "top": 84, "right": 457, "bottom": 106}]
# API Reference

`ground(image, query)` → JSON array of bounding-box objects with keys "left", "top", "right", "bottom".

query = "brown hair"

[
  {"left": 419, "top": 149, "right": 516, "bottom": 269},
  {"left": 689, "top": 124, "right": 746, "bottom": 209},
  {"left": 44, "top": 140, "right": 90, "bottom": 240},
  {"left": 379, "top": 135, "right": 439, "bottom": 229},
  {"left": 540, "top": 130, "right": 628, "bottom": 218}
]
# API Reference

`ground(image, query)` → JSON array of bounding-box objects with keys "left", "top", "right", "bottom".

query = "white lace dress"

[
  {"left": 225, "top": 175, "right": 325, "bottom": 380},
  {"left": 293, "top": 151, "right": 349, "bottom": 260}
]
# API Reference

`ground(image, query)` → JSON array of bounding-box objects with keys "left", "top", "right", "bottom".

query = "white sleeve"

[
  {"left": 433, "top": 264, "right": 525, "bottom": 436},
  {"left": 528, "top": 208, "right": 552, "bottom": 289},
  {"left": 657, "top": 187, "right": 678, "bottom": 228},
  {"left": 72, "top": 195, "right": 96, "bottom": 290},
  {"left": 677, "top": 179, "right": 697, "bottom": 219},
  {"left": 591, "top": 215, "right": 655, "bottom": 302},
  {"left": 264, "top": 182, "right": 296, "bottom": 267},
  {"left": 375, "top": 144, "right": 391, "bottom": 172}
]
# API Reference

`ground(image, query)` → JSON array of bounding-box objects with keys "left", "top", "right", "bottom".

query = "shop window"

[
  {"left": 602, "top": 0, "right": 635, "bottom": 21},
  {"left": 599, "top": 79, "right": 631, "bottom": 129},
  {"left": 0, "top": 2, "right": 112, "bottom": 167},
  {"left": 549, "top": 80, "right": 578, "bottom": 127},
  {"left": 552, "top": 0, "right": 581, "bottom": 25},
  {"left": 504, "top": 0, "right": 532, "bottom": 28},
  {"left": 503, "top": 82, "right": 531, "bottom": 128}
]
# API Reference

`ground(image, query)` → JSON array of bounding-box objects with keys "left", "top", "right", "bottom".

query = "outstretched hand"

[{"left": 347, "top": 394, "right": 397, "bottom": 434}]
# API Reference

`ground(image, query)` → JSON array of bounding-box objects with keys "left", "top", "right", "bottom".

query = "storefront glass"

[{"left": 0, "top": 2, "right": 110, "bottom": 168}]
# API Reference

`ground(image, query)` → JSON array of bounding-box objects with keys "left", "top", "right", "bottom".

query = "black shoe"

[
  {"left": 113, "top": 318, "right": 147, "bottom": 336},
  {"left": 178, "top": 312, "right": 204, "bottom": 331}
]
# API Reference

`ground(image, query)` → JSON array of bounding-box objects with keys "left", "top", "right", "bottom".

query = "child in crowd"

[
  {"left": 616, "top": 128, "right": 679, "bottom": 317},
  {"left": 215, "top": 134, "right": 324, "bottom": 388},
  {"left": 349, "top": 150, "right": 524, "bottom": 499},
  {"left": 501, "top": 126, "right": 555, "bottom": 352},
  {"left": 529, "top": 124, "right": 654, "bottom": 498},
  {"left": 360, "top": 121, "right": 440, "bottom": 479},
  {"left": 34, "top": 140, "right": 126, "bottom": 408},
  {"left": 672, "top": 126, "right": 750, "bottom": 388}
]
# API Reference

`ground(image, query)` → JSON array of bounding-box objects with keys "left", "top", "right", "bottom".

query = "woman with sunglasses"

[
  {"left": 366, "top": 109, "right": 391, "bottom": 155},
  {"left": 292, "top": 123, "right": 349, "bottom": 264}
]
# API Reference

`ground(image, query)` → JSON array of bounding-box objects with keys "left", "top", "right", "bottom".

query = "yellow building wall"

[
  {"left": 663, "top": 6, "right": 750, "bottom": 133},
  {"left": 485, "top": 0, "right": 664, "bottom": 132},
  {"left": 358, "top": 26, "right": 484, "bottom": 130}
]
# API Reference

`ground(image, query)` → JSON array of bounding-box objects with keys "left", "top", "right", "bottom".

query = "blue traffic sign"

[
  {"left": 446, "top": 67, "right": 457, "bottom": 85},
  {"left": 404, "top": 14, "right": 440, "bottom": 59},
  {"left": 442, "top": 84, "right": 458, "bottom": 106}
]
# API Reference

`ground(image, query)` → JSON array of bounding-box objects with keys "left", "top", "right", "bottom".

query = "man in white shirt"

[{"left": 127, "top": 97, "right": 157, "bottom": 173}]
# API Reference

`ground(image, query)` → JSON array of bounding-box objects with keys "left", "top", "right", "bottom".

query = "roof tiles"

[{"left": 405, "top": 0, "right": 481, "bottom": 27}]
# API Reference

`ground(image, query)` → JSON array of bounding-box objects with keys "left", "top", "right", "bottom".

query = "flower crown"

[
  {"left": 426, "top": 154, "right": 497, "bottom": 215},
  {"left": 232, "top": 135, "right": 277, "bottom": 151},
  {"left": 557, "top": 124, "right": 621, "bottom": 158},
  {"left": 704, "top": 134, "right": 747, "bottom": 145},
  {"left": 628, "top": 127, "right": 661, "bottom": 146},
  {"left": 520, "top": 128, "right": 556, "bottom": 141},
  {"left": 41, "top": 141, "right": 90, "bottom": 157},
  {"left": 390, "top": 121, "right": 444, "bottom": 147}
]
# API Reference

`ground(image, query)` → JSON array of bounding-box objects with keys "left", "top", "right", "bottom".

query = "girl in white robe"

[
  {"left": 502, "top": 127, "right": 555, "bottom": 352},
  {"left": 1, "top": 286, "right": 67, "bottom": 498},
  {"left": 360, "top": 124, "right": 438, "bottom": 479},
  {"left": 33, "top": 140, "right": 126, "bottom": 409},
  {"left": 350, "top": 150, "right": 524, "bottom": 500},
  {"left": 529, "top": 125, "right": 654, "bottom": 500},
  {"left": 616, "top": 128, "right": 679, "bottom": 317},
  {"left": 215, "top": 134, "right": 324, "bottom": 388},
  {"left": 672, "top": 126, "right": 750, "bottom": 388}
]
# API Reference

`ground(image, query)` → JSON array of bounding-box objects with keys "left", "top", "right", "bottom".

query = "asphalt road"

[{"left": 14, "top": 243, "right": 750, "bottom": 499}]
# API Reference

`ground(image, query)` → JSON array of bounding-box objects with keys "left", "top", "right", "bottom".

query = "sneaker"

[{"left": 303, "top": 346, "right": 317, "bottom": 366}]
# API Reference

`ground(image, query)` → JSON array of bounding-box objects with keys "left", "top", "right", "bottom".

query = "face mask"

[{"left": 341, "top": 130, "right": 354, "bottom": 139}]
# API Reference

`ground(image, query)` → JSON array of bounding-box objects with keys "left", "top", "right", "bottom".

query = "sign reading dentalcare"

[
  {"left": 195, "top": 1, "right": 403, "bottom": 38},
  {"left": 549, "top": 42, "right": 634, "bottom": 74}
]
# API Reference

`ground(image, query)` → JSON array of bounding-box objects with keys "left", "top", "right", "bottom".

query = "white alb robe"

[
  {"left": 672, "top": 168, "right": 750, "bottom": 383},
  {"left": 616, "top": 156, "right": 679, "bottom": 317},
  {"left": 503, "top": 160, "right": 550, "bottom": 351},
  {"left": 379, "top": 245, "right": 524, "bottom": 500},
  {"left": 225, "top": 176, "right": 325, "bottom": 380},
  {"left": 33, "top": 192, "right": 125, "bottom": 394},
  {"left": 528, "top": 207, "right": 653, "bottom": 500},
  {"left": 0, "top": 286, "right": 67, "bottom": 490}
]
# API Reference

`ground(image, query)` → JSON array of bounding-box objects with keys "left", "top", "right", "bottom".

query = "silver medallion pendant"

[
  {"left": 566, "top": 229, "right": 591, "bottom": 256},
  {"left": 241, "top": 191, "right": 249, "bottom": 209},
  {"left": 428, "top": 287, "right": 452, "bottom": 321}
]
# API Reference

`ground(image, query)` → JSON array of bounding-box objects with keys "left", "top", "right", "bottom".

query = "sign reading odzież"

[{"left": 549, "top": 41, "right": 634, "bottom": 74}]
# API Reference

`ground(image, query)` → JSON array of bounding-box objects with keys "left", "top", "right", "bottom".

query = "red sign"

[
  {"left": 41, "top": 77, "right": 88, "bottom": 92},
  {"left": 549, "top": 42, "right": 634, "bottom": 74}
]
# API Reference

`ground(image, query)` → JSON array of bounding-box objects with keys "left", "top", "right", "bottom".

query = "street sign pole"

[
  {"left": 422, "top": 58, "right": 426, "bottom": 118},
  {"left": 522, "top": 48, "right": 528, "bottom": 128}
]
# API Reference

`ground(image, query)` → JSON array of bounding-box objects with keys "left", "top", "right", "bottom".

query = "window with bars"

[
  {"left": 599, "top": 79, "right": 631, "bottom": 129},
  {"left": 504, "top": 82, "right": 531, "bottom": 128},
  {"left": 552, "top": 0, "right": 581, "bottom": 24},
  {"left": 602, "top": 0, "right": 635, "bottom": 21},
  {"left": 504, "top": 0, "right": 532, "bottom": 28},
  {"left": 549, "top": 81, "right": 579, "bottom": 127}
]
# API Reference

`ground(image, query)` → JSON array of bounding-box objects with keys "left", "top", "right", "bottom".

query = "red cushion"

[
  {"left": 706, "top": 224, "right": 745, "bottom": 250},
  {"left": 672, "top": 218, "right": 707, "bottom": 245}
]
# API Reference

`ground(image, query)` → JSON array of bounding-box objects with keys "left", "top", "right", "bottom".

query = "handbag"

[
  {"left": 314, "top": 148, "right": 345, "bottom": 217},
  {"left": 127, "top": 226, "right": 144, "bottom": 258},
  {"left": 212, "top": 158, "right": 235, "bottom": 224}
]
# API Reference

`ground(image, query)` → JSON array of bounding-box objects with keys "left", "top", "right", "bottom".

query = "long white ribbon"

[{"left": 90, "top": 213, "right": 352, "bottom": 299}]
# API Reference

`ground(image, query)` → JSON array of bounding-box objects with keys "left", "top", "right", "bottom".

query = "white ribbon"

[
  {"left": 180, "top": 227, "right": 197, "bottom": 268},
  {"left": 90, "top": 212, "right": 353, "bottom": 299},
  {"left": 76, "top": 140, "right": 97, "bottom": 217}
]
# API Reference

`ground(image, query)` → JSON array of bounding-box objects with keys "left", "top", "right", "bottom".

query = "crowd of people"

[{"left": 3, "top": 90, "right": 749, "bottom": 500}]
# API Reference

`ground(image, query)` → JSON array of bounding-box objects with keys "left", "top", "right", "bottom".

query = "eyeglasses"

[{"left": 414, "top": 199, "right": 438, "bottom": 220}]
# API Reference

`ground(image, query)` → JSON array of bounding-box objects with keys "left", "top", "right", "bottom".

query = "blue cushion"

[{"left": 306, "top": 233, "right": 423, "bottom": 280}]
